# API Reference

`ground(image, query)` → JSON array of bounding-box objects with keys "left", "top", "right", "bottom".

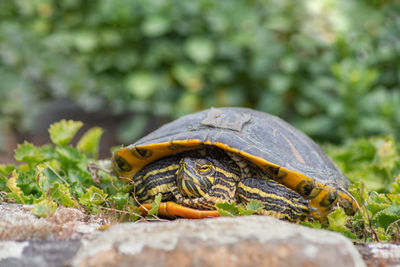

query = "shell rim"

[{"left": 113, "top": 139, "right": 356, "bottom": 218}]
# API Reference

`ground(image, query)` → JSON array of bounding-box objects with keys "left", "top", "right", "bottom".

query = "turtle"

[{"left": 112, "top": 107, "right": 355, "bottom": 221}]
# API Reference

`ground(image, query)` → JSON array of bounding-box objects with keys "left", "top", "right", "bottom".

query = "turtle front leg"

[{"left": 236, "top": 178, "right": 310, "bottom": 221}]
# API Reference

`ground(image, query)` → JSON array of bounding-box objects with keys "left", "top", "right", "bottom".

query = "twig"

[
  {"left": 385, "top": 218, "right": 400, "bottom": 240},
  {"left": 44, "top": 163, "right": 70, "bottom": 186},
  {"left": 99, "top": 206, "right": 144, "bottom": 219},
  {"left": 130, "top": 179, "right": 166, "bottom": 221},
  {"left": 87, "top": 162, "right": 112, "bottom": 174}
]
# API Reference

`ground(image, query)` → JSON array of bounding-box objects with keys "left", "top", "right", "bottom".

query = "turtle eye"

[{"left": 197, "top": 164, "right": 214, "bottom": 176}]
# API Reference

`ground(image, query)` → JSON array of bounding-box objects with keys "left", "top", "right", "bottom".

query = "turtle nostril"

[{"left": 177, "top": 160, "right": 185, "bottom": 175}]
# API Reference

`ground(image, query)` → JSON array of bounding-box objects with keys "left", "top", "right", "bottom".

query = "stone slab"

[
  {"left": 72, "top": 216, "right": 365, "bottom": 267},
  {"left": 0, "top": 240, "right": 81, "bottom": 267}
]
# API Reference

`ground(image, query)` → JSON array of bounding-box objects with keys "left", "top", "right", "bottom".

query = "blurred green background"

[{"left": 1, "top": 0, "right": 400, "bottom": 160}]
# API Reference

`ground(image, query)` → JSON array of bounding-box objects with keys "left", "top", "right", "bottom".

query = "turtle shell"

[{"left": 113, "top": 107, "right": 354, "bottom": 217}]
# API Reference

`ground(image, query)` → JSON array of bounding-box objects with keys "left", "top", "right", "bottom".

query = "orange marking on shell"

[{"left": 280, "top": 134, "right": 306, "bottom": 165}]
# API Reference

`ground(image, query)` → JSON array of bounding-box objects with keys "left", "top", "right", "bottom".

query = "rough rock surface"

[
  {"left": 358, "top": 243, "right": 400, "bottom": 267},
  {"left": 0, "top": 203, "right": 105, "bottom": 267},
  {"left": 0, "top": 203, "right": 105, "bottom": 241},
  {"left": 0, "top": 240, "right": 81, "bottom": 267},
  {"left": 2, "top": 203, "right": 400, "bottom": 267},
  {"left": 72, "top": 216, "right": 365, "bottom": 267}
]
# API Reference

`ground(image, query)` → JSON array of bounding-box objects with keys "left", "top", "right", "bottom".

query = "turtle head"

[
  {"left": 176, "top": 157, "right": 215, "bottom": 198},
  {"left": 172, "top": 148, "right": 241, "bottom": 210}
]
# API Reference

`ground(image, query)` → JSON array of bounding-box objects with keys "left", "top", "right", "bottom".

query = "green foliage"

[
  {"left": 327, "top": 208, "right": 355, "bottom": 239},
  {"left": 324, "top": 136, "right": 400, "bottom": 242},
  {"left": 244, "top": 200, "right": 264, "bottom": 214},
  {"left": 14, "top": 142, "right": 53, "bottom": 167},
  {"left": 324, "top": 136, "right": 400, "bottom": 191},
  {"left": 327, "top": 208, "right": 347, "bottom": 232},
  {"left": 33, "top": 199, "right": 57, "bottom": 218},
  {"left": 0, "top": 120, "right": 135, "bottom": 219},
  {"left": 216, "top": 200, "right": 264, "bottom": 216},
  {"left": 79, "top": 186, "right": 108, "bottom": 214},
  {"left": 216, "top": 202, "right": 240, "bottom": 216},
  {"left": 77, "top": 127, "right": 103, "bottom": 159},
  {"left": 1, "top": 1, "right": 400, "bottom": 144},
  {"left": 49, "top": 182, "right": 75, "bottom": 207},
  {"left": 147, "top": 193, "right": 162, "bottom": 217},
  {"left": 49, "top": 120, "right": 83, "bottom": 146},
  {"left": 7, "top": 170, "right": 27, "bottom": 204}
]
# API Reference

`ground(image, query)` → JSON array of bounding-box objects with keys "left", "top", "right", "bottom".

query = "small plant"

[
  {"left": 215, "top": 200, "right": 264, "bottom": 217},
  {"left": 0, "top": 120, "right": 139, "bottom": 221},
  {"left": 323, "top": 137, "right": 400, "bottom": 242}
]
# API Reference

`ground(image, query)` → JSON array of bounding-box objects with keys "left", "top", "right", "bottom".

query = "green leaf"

[
  {"left": 148, "top": 193, "right": 162, "bottom": 216},
  {"left": 376, "top": 204, "right": 400, "bottom": 229},
  {"left": 367, "top": 192, "right": 390, "bottom": 217},
  {"left": 300, "top": 220, "right": 323, "bottom": 229},
  {"left": 50, "top": 182, "right": 75, "bottom": 207},
  {"left": 33, "top": 199, "right": 57, "bottom": 218},
  {"left": 246, "top": 200, "right": 264, "bottom": 212},
  {"left": 67, "top": 168, "right": 93, "bottom": 188},
  {"left": 0, "top": 165, "right": 15, "bottom": 191},
  {"left": 108, "top": 192, "right": 129, "bottom": 210},
  {"left": 69, "top": 181, "right": 86, "bottom": 197},
  {"left": 11, "top": 169, "right": 40, "bottom": 198},
  {"left": 390, "top": 175, "right": 400, "bottom": 194},
  {"left": 49, "top": 120, "right": 83, "bottom": 146},
  {"left": 41, "top": 166, "right": 64, "bottom": 183},
  {"left": 238, "top": 207, "right": 257, "bottom": 216},
  {"left": 14, "top": 142, "right": 46, "bottom": 165},
  {"left": 79, "top": 186, "right": 107, "bottom": 207},
  {"left": 77, "top": 127, "right": 103, "bottom": 158},
  {"left": 7, "top": 170, "right": 26, "bottom": 204},
  {"left": 38, "top": 172, "right": 52, "bottom": 193},
  {"left": 386, "top": 193, "right": 400, "bottom": 204},
  {"left": 37, "top": 160, "right": 62, "bottom": 173},
  {"left": 0, "top": 175, "right": 7, "bottom": 192},
  {"left": 215, "top": 202, "right": 239, "bottom": 216},
  {"left": 56, "top": 146, "right": 82, "bottom": 165},
  {"left": 0, "top": 165, "right": 16, "bottom": 177},
  {"left": 78, "top": 186, "right": 108, "bottom": 214},
  {"left": 327, "top": 207, "right": 348, "bottom": 233},
  {"left": 238, "top": 200, "right": 264, "bottom": 215}
]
